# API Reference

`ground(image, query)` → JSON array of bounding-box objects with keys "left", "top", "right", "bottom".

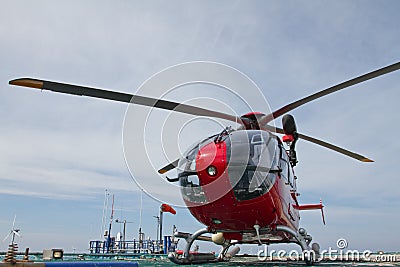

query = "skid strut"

[
  {"left": 168, "top": 228, "right": 218, "bottom": 265},
  {"left": 275, "top": 225, "right": 318, "bottom": 265}
]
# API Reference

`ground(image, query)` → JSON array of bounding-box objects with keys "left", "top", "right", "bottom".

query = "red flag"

[{"left": 161, "top": 203, "right": 176, "bottom": 215}]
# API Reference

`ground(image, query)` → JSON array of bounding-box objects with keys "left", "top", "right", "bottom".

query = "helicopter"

[{"left": 9, "top": 61, "right": 400, "bottom": 265}]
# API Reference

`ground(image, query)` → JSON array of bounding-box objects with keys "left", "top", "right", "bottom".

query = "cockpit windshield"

[{"left": 226, "top": 130, "right": 279, "bottom": 201}]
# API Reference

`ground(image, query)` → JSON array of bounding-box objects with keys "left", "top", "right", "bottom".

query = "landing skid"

[
  {"left": 168, "top": 226, "right": 319, "bottom": 265},
  {"left": 168, "top": 228, "right": 219, "bottom": 265}
]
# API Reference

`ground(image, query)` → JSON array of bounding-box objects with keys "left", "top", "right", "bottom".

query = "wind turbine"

[{"left": 3, "top": 215, "right": 21, "bottom": 245}]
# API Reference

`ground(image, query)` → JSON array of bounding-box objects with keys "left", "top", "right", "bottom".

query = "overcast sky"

[{"left": 0, "top": 0, "right": 399, "bottom": 254}]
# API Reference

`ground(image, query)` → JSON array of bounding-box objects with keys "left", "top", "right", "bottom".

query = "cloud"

[{"left": 0, "top": 123, "right": 136, "bottom": 200}]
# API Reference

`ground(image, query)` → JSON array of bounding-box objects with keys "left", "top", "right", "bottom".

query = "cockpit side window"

[
  {"left": 178, "top": 137, "right": 214, "bottom": 204},
  {"left": 180, "top": 174, "right": 206, "bottom": 203}
]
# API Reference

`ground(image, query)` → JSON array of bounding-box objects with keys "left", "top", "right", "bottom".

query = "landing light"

[{"left": 207, "top": 166, "right": 218, "bottom": 177}]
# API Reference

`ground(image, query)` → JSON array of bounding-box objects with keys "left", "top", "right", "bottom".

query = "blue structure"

[
  {"left": 163, "top": 236, "right": 173, "bottom": 254},
  {"left": 89, "top": 236, "right": 175, "bottom": 255}
]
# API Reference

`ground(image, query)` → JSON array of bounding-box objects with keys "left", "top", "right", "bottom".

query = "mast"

[
  {"left": 100, "top": 189, "right": 109, "bottom": 239},
  {"left": 107, "top": 194, "right": 114, "bottom": 253},
  {"left": 139, "top": 189, "right": 143, "bottom": 229},
  {"left": 138, "top": 189, "right": 143, "bottom": 246}
]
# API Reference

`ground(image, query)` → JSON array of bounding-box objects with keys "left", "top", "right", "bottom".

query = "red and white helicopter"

[{"left": 9, "top": 61, "right": 400, "bottom": 265}]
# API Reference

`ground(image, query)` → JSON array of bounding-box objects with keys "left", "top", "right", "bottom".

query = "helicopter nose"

[{"left": 196, "top": 142, "right": 226, "bottom": 185}]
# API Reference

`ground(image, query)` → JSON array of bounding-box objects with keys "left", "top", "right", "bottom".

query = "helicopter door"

[{"left": 279, "top": 146, "right": 295, "bottom": 188}]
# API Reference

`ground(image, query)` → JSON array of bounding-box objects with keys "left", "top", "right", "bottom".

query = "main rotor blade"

[
  {"left": 9, "top": 78, "right": 243, "bottom": 124},
  {"left": 158, "top": 159, "right": 180, "bottom": 174},
  {"left": 265, "top": 125, "right": 373, "bottom": 162},
  {"left": 260, "top": 61, "right": 400, "bottom": 124},
  {"left": 297, "top": 132, "right": 373, "bottom": 162}
]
